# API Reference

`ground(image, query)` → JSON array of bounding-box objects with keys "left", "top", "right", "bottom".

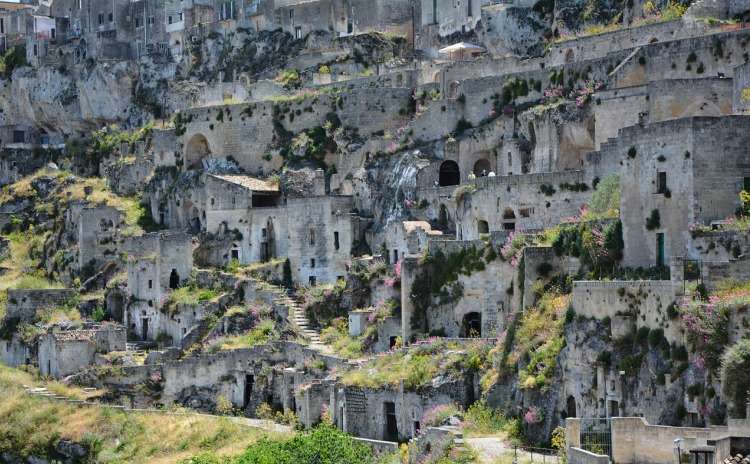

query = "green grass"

[
  {"left": 206, "top": 320, "right": 279, "bottom": 352},
  {"left": 341, "top": 339, "right": 489, "bottom": 389},
  {"left": 164, "top": 286, "right": 221, "bottom": 314},
  {"left": 0, "top": 365, "right": 281, "bottom": 463}
]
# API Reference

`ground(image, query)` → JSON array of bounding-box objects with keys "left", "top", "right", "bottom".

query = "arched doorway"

[
  {"left": 438, "top": 204, "right": 451, "bottom": 231},
  {"left": 502, "top": 208, "right": 516, "bottom": 231},
  {"left": 566, "top": 395, "right": 577, "bottom": 418},
  {"left": 477, "top": 219, "right": 489, "bottom": 235},
  {"left": 190, "top": 207, "right": 201, "bottom": 233},
  {"left": 439, "top": 161, "right": 460, "bottom": 187},
  {"left": 461, "top": 312, "right": 482, "bottom": 337},
  {"left": 185, "top": 134, "right": 211, "bottom": 170},
  {"left": 473, "top": 158, "right": 491, "bottom": 177},
  {"left": 169, "top": 268, "right": 180, "bottom": 289}
]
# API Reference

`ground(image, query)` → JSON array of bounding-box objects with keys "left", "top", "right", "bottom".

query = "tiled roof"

[{"left": 210, "top": 174, "right": 280, "bottom": 192}]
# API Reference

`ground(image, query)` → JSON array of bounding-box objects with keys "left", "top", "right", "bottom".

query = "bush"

[
  {"left": 722, "top": 339, "right": 750, "bottom": 417},
  {"left": 646, "top": 209, "right": 661, "bottom": 230}
]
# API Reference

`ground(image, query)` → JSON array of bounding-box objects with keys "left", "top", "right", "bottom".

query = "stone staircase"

[{"left": 272, "top": 288, "right": 328, "bottom": 351}]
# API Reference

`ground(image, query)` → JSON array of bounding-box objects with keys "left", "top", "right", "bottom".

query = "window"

[
  {"left": 393, "top": 250, "right": 399, "bottom": 264},
  {"left": 309, "top": 228, "right": 316, "bottom": 246},
  {"left": 308, "top": 276, "right": 316, "bottom": 286},
  {"left": 334, "top": 231, "right": 339, "bottom": 250},
  {"left": 310, "top": 258, "right": 316, "bottom": 268},
  {"left": 148, "top": 16, "right": 155, "bottom": 25},
  {"left": 135, "top": 17, "right": 142, "bottom": 27},
  {"left": 148, "top": 279, "right": 152, "bottom": 289},
  {"left": 33, "top": 44, "right": 38, "bottom": 56},
  {"left": 262, "top": 228, "right": 267, "bottom": 238},
  {"left": 168, "top": 15, "right": 173, "bottom": 24},
  {"left": 507, "top": 152, "right": 512, "bottom": 167},
  {"left": 98, "top": 13, "right": 104, "bottom": 25},
  {"left": 295, "top": 26, "right": 302, "bottom": 39},
  {"left": 210, "top": 198, "right": 215, "bottom": 206},
  {"left": 289, "top": 9, "right": 294, "bottom": 20},
  {"left": 1, "top": 18, "right": 5, "bottom": 34},
  {"left": 108, "top": 12, "right": 113, "bottom": 22},
  {"left": 656, "top": 172, "right": 667, "bottom": 194}
]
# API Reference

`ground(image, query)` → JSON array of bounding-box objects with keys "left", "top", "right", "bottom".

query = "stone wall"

[
  {"left": 179, "top": 87, "right": 413, "bottom": 173},
  {"left": 571, "top": 280, "right": 681, "bottom": 344},
  {"left": 5, "top": 289, "right": 77, "bottom": 323}
]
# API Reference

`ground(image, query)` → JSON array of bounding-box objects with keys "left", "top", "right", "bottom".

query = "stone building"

[
  {"left": 124, "top": 230, "right": 193, "bottom": 342},
  {"left": 606, "top": 116, "right": 750, "bottom": 268},
  {"left": 384, "top": 220, "right": 442, "bottom": 265},
  {"left": 38, "top": 323, "right": 127, "bottom": 378},
  {"left": 5, "top": 288, "right": 77, "bottom": 324}
]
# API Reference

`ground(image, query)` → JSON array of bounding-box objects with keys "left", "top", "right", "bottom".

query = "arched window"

[
  {"left": 438, "top": 161, "right": 460, "bottom": 187},
  {"left": 477, "top": 219, "right": 489, "bottom": 234}
]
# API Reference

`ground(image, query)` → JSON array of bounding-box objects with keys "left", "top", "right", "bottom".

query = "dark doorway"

[
  {"left": 389, "top": 336, "right": 398, "bottom": 348},
  {"left": 244, "top": 375, "right": 254, "bottom": 408},
  {"left": 566, "top": 395, "right": 577, "bottom": 418},
  {"left": 169, "top": 268, "right": 180, "bottom": 289},
  {"left": 609, "top": 400, "right": 619, "bottom": 417},
  {"left": 261, "top": 220, "right": 276, "bottom": 262},
  {"left": 141, "top": 318, "right": 149, "bottom": 340},
  {"left": 473, "top": 158, "right": 491, "bottom": 177},
  {"left": 384, "top": 402, "right": 398, "bottom": 441},
  {"left": 438, "top": 160, "right": 460, "bottom": 187},
  {"left": 477, "top": 220, "right": 489, "bottom": 235},
  {"left": 438, "top": 204, "right": 449, "bottom": 230},
  {"left": 502, "top": 208, "right": 516, "bottom": 231},
  {"left": 461, "top": 312, "right": 482, "bottom": 337},
  {"left": 231, "top": 249, "right": 239, "bottom": 260},
  {"left": 656, "top": 233, "right": 665, "bottom": 267}
]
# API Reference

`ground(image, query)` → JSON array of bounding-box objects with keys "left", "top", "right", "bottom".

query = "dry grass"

[{"left": 0, "top": 364, "right": 283, "bottom": 463}]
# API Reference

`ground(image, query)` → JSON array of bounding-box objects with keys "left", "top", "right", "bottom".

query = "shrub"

[
  {"left": 645, "top": 209, "right": 661, "bottom": 230},
  {"left": 722, "top": 339, "right": 750, "bottom": 417}
]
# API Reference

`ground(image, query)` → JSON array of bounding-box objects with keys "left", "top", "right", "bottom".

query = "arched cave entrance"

[
  {"left": 566, "top": 395, "right": 577, "bottom": 418},
  {"left": 473, "top": 158, "right": 491, "bottom": 177},
  {"left": 477, "top": 219, "right": 489, "bottom": 235},
  {"left": 185, "top": 133, "right": 211, "bottom": 170},
  {"left": 438, "top": 160, "right": 460, "bottom": 187}
]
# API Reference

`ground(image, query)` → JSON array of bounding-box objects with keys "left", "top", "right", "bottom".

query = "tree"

[{"left": 721, "top": 339, "right": 750, "bottom": 418}]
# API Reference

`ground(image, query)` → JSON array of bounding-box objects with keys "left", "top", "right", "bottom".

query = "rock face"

[{"left": 0, "top": 62, "right": 141, "bottom": 135}]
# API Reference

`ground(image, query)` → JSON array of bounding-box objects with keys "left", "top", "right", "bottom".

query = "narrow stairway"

[{"left": 273, "top": 289, "right": 328, "bottom": 352}]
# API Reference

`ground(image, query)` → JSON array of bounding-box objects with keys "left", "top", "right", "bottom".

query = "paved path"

[{"left": 467, "top": 436, "right": 510, "bottom": 463}]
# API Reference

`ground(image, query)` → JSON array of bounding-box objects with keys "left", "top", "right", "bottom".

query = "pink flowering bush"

[{"left": 523, "top": 406, "right": 543, "bottom": 424}]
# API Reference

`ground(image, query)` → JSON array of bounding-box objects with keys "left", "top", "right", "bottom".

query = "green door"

[{"left": 656, "top": 233, "right": 665, "bottom": 267}]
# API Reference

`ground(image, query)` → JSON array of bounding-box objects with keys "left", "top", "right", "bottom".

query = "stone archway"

[
  {"left": 439, "top": 160, "right": 460, "bottom": 187},
  {"left": 473, "top": 158, "right": 491, "bottom": 177},
  {"left": 185, "top": 133, "right": 211, "bottom": 170},
  {"left": 477, "top": 219, "right": 489, "bottom": 235}
]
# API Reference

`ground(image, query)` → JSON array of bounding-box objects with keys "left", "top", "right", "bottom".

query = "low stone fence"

[{"left": 569, "top": 447, "right": 610, "bottom": 464}]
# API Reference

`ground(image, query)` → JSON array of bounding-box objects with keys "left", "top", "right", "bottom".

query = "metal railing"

[
  {"left": 510, "top": 445, "right": 564, "bottom": 464},
  {"left": 580, "top": 417, "right": 612, "bottom": 458}
]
